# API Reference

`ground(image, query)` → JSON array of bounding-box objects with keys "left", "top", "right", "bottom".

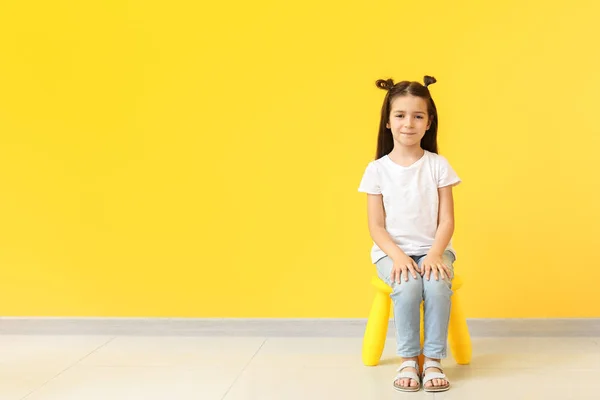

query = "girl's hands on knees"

[
  {"left": 421, "top": 253, "right": 452, "bottom": 281},
  {"left": 391, "top": 254, "right": 420, "bottom": 284}
]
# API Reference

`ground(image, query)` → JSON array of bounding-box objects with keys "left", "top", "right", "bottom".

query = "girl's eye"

[
  {"left": 396, "top": 115, "right": 404, "bottom": 118},
  {"left": 416, "top": 116, "right": 423, "bottom": 119}
]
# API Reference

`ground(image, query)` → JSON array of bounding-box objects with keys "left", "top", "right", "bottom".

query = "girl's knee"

[
  {"left": 423, "top": 277, "right": 452, "bottom": 297},
  {"left": 391, "top": 276, "right": 423, "bottom": 301}
]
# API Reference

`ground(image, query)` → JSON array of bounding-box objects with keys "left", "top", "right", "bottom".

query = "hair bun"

[
  {"left": 375, "top": 78, "right": 395, "bottom": 91},
  {"left": 424, "top": 75, "right": 437, "bottom": 87}
]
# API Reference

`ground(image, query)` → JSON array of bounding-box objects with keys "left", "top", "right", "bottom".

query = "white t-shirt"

[{"left": 358, "top": 150, "right": 461, "bottom": 264}]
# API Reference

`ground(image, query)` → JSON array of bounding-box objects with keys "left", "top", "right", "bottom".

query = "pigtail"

[
  {"left": 424, "top": 75, "right": 437, "bottom": 87},
  {"left": 375, "top": 79, "right": 395, "bottom": 91}
]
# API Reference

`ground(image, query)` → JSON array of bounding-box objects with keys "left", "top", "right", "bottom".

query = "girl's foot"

[
  {"left": 394, "top": 357, "right": 420, "bottom": 389},
  {"left": 423, "top": 358, "right": 448, "bottom": 390}
]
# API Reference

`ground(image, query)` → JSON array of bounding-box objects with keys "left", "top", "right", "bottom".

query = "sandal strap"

[
  {"left": 422, "top": 372, "right": 447, "bottom": 385},
  {"left": 396, "top": 360, "right": 418, "bottom": 372},
  {"left": 394, "top": 370, "right": 420, "bottom": 383},
  {"left": 394, "top": 360, "right": 420, "bottom": 384},
  {"left": 422, "top": 361, "right": 449, "bottom": 385},
  {"left": 423, "top": 360, "right": 443, "bottom": 372}
]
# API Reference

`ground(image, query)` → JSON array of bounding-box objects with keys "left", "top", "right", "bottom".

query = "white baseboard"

[{"left": 1, "top": 317, "right": 599, "bottom": 336}]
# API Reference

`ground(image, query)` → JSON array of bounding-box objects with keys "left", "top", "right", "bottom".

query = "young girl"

[{"left": 358, "top": 76, "right": 461, "bottom": 393}]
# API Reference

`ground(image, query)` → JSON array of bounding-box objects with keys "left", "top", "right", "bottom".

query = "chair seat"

[{"left": 371, "top": 276, "right": 392, "bottom": 294}]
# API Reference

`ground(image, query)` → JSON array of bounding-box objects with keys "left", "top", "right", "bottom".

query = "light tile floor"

[{"left": 1, "top": 335, "right": 598, "bottom": 399}]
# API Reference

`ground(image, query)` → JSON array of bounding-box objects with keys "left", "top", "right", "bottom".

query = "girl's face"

[{"left": 386, "top": 95, "right": 432, "bottom": 149}]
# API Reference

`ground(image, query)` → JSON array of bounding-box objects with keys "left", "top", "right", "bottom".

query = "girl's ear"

[{"left": 427, "top": 116, "right": 433, "bottom": 130}]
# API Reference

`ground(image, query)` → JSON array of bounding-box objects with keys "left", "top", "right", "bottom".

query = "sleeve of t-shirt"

[
  {"left": 358, "top": 161, "right": 381, "bottom": 194},
  {"left": 438, "top": 156, "right": 461, "bottom": 188}
]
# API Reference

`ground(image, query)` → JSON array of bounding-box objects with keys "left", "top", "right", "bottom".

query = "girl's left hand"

[{"left": 421, "top": 254, "right": 452, "bottom": 281}]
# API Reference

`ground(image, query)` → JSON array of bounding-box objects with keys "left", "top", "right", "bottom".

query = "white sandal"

[
  {"left": 392, "top": 360, "right": 421, "bottom": 392},
  {"left": 422, "top": 360, "right": 450, "bottom": 392}
]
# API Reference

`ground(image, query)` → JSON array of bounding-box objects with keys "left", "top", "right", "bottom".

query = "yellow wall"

[{"left": 1, "top": 1, "right": 599, "bottom": 318}]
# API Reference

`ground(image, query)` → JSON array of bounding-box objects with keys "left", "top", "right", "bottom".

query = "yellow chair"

[{"left": 362, "top": 274, "right": 472, "bottom": 367}]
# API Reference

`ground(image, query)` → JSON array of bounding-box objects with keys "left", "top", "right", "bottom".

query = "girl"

[{"left": 358, "top": 76, "right": 461, "bottom": 392}]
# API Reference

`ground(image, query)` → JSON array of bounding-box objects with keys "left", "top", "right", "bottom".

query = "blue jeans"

[{"left": 375, "top": 250, "right": 455, "bottom": 359}]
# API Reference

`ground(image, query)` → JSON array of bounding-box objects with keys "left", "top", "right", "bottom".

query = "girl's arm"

[
  {"left": 366, "top": 194, "right": 409, "bottom": 262},
  {"left": 428, "top": 185, "right": 455, "bottom": 256}
]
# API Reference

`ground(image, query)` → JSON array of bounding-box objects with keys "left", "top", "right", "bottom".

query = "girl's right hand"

[{"left": 391, "top": 254, "right": 421, "bottom": 284}]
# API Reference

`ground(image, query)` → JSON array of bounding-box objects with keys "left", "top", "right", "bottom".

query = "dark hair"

[{"left": 374, "top": 75, "right": 439, "bottom": 159}]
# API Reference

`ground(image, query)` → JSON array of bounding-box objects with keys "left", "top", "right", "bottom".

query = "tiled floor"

[{"left": 1, "top": 335, "right": 598, "bottom": 399}]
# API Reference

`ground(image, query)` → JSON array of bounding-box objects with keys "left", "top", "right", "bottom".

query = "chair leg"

[
  {"left": 418, "top": 303, "right": 425, "bottom": 371},
  {"left": 362, "top": 291, "right": 391, "bottom": 366},
  {"left": 448, "top": 290, "right": 472, "bottom": 365}
]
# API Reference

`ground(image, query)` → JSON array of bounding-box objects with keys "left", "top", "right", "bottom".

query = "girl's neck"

[{"left": 388, "top": 146, "right": 425, "bottom": 161}]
